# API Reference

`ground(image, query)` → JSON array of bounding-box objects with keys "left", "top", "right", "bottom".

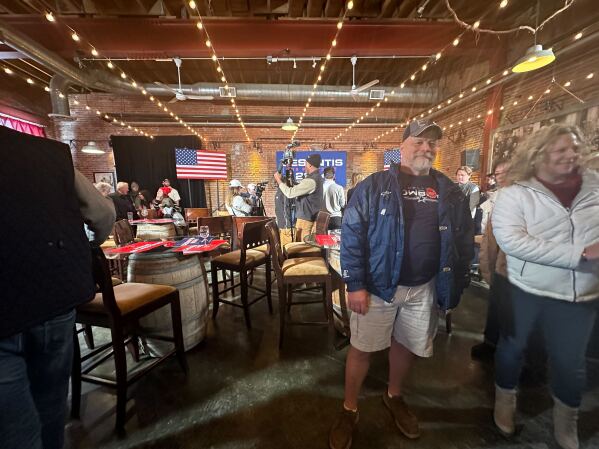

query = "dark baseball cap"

[
  {"left": 306, "top": 153, "right": 322, "bottom": 168},
  {"left": 402, "top": 119, "right": 443, "bottom": 140}
]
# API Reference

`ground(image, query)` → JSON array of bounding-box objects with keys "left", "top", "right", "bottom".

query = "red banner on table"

[
  {"left": 315, "top": 234, "right": 340, "bottom": 246},
  {"left": 104, "top": 241, "right": 165, "bottom": 254},
  {"left": 181, "top": 240, "right": 228, "bottom": 254}
]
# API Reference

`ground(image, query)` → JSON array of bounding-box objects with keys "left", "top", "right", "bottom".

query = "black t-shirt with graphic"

[{"left": 399, "top": 173, "right": 440, "bottom": 286}]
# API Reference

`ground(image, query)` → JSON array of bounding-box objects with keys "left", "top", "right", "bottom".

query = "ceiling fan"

[
  {"left": 350, "top": 56, "right": 379, "bottom": 100},
  {"left": 154, "top": 57, "right": 214, "bottom": 103}
]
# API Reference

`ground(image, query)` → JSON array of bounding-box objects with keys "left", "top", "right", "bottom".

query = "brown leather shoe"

[
  {"left": 329, "top": 408, "right": 359, "bottom": 449},
  {"left": 382, "top": 393, "right": 421, "bottom": 439}
]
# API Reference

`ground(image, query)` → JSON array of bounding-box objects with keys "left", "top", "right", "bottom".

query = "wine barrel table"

[{"left": 127, "top": 251, "right": 208, "bottom": 355}]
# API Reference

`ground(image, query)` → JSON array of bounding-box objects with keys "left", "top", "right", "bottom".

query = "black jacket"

[
  {"left": 0, "top": 127, "right": 96, "bottom": 337},
  {"left": 109, "top": 192, "right": 138, "bottom": 220}
]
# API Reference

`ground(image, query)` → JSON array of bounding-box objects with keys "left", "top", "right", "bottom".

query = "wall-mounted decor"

[{"left": 93, "top": 171, "right": 116, "bottom": 192}]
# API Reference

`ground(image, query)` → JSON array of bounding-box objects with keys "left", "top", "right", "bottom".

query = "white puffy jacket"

[{"left": 492, "top": 170, "right": 599, "bottom": 302}]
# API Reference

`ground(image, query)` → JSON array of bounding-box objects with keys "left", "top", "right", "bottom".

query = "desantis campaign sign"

[{"left": 275, "top": 151, "right": 347, "bottom": 187}]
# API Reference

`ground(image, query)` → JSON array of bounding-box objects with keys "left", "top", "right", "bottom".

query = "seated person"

[{"left": 226, "top": 179, "right": 252, "bottom": 216}]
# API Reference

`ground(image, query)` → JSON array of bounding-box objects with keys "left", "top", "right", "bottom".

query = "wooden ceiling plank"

[
  {"left": 287, "top": 0, "right": 306, "bottom": 17},
  {"left": 306, "top": 0, "right": 325, "bottom": 17},
  {"left": 324, "top": 0, "right": 343, "bottom": 17},
  {"left": 379, "top": 0, "right": 397, "bottom": 18},
  {"left": 396, "top": 0, "right": 419, "bottom": 18}
]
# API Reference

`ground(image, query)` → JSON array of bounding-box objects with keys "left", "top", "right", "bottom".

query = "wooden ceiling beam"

[
  {"left": 306, "top": 0, "right": 325, "bottom": 17},
  {"left": 379, "top": 0, "right": 398, "bottom": 18},
  {"left": 396, "top": 0, "right": 419, "bottom": 18},
  {"left": 324, "top": 0, "right": 343, "bottom": 18},
  {"left": 287, "top": 0, "right": 305, "bottom": 17}
]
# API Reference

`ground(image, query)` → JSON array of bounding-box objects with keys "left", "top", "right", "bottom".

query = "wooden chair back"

[
  {"left": 185, "top": 208, "right": 211, "bottom": 222},
  {"left": 146, "top": 208, "right": 158, "bottom": 219},
  {"left": 90, "top": 247, "right": 121, "bottom": 319},
  {"left": 239, "top": 219, "right": 271, "bottom": 266},
  {"left": 315, "top": 211, "right": 331, "bottom": 235},
  {"left": 232, "top": 216, "right": 272, "bottom": 249},
  {"left": 113, "top": 219, "right": 135, "bottom": 246},
  {"left": 197, "top": 216, "right": 233, "bottom": 241},
  {"left": 265, "top": 221, "right": 285, "bottom": 282}
]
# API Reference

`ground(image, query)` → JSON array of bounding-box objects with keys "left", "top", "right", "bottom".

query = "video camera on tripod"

[{"left": 278, "top": 140, "right": 299, "bottom": 187}]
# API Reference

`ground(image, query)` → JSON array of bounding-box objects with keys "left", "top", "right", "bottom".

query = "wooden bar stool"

[
  {"left": 211, "top": 219, "right": 272, "bottom": 329},
  {"left": 285, "top": 211, "right": 330, "bottom": 259},
  {"left": 71, "top": 247, "right": 188, "bottom": 431},
  {"left": 265, "top": 221, "right": 333, "bottom": 348}
]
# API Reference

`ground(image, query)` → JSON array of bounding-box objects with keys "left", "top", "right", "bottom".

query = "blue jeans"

[
  {"left": 482, "top": 273, "right": 508, "bottom": 346},
  {"left": 0, "top": 310, "right": 75, "bottom": 449},
  {"left": 495, "top": 283, "right": 597, "bottom": 407}
]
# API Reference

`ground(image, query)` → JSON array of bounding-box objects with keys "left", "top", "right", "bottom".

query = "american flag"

[
  {"left": 175, "top": 148, "right": 227, "bottom": 180},
  {"left": 383, "top": 149, "right": 401, "bottom": 170}
]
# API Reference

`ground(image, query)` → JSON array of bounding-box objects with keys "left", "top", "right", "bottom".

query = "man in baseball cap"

[
  {"left": 402, "top": 118, "right": 443, "bottom": 141},
  {"left": 273, "top": 152, "right": 324, "bottom": 240},
  {"left": 330, "top": 118, "right": 474, "bottom": 448}
]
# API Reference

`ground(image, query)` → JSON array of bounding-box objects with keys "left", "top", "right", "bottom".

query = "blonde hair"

[
  {"left": 351, "top": 172, "right": 364, "bottom": 187},
  {"left": 506, "top": 124, "right": 590, "bottom": 184},
  {"left": 456, "top": 165, "right": 473, "bottom": 176},
  {"left": 225, "top": 186, "right": 241, "bottom": 207}
]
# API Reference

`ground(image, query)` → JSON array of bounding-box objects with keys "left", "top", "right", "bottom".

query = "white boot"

[
  {"left": 553, "top": 397, "right": 579, "bottom": 449},
  {"left": 494, "top": 385, "right": 517, "bottom": 436}
]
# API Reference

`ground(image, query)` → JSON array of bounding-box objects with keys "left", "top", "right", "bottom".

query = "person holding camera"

[
  {"left": 273, "top": 153, "right": 324, "bottom": 238},
  {"left": 226, "top": 179, "right": 252, "bottom": 216}
]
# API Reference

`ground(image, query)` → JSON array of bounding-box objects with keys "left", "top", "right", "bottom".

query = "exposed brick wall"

[{"left": 49, "top": 46, "right": 599, "bottom": 214}]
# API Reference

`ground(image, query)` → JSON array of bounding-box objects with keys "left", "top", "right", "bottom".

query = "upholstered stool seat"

[
  {"left": 282, "top": 257, "right": 329, "bottom": 277},
  {"left": 80, "top": 283, "right": 176, "bottom": 316},
  {"left": 212, "top": 249, "right": 267, "bottom": 268},
  {"left": 284, "top": 242, "right": 322, "bottom": 258}
]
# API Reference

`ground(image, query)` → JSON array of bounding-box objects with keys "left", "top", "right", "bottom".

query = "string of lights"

[
  {"left": 368, "top": 27, "right": 592, "bottom": 144},
  {"left": 369, "top": 70, "right": 595, "bottom": 146},
  {"left": 0, "top": 62, "right": 154, "bottom": 138},
  {"left": 333, "top": 30, "right": 466, "bottom": 143},
  {"left": 290, "top": 0, "right": 354, "bottom": 142},
  {"left": 187, "top": 0, "right": 251, "bottom": 143},
  {"left": 41, "top": 7, "right": 206, "bottom": 142}
]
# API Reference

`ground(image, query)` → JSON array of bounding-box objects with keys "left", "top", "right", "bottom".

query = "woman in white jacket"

[{"left": 492, "top": 124, "right": 599, "bottom": 449}]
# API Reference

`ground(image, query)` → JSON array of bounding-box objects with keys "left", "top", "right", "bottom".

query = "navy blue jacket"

[{"left": 340, "top": 164, "right": 474, "bottom": 311}]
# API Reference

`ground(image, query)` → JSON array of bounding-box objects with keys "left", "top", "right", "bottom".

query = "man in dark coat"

[
  {"left": 329, "top": 120, "right": 474, "bottom": 449},
  {"left": 109, "top": 181, "right": 138, "bottom": 220},
  {"left": 0, "top": 127, "right": 115, "bottom": 449}
]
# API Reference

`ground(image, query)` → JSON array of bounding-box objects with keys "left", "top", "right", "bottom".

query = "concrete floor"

[{"left": 65, "top": 277, "right": 599, "bottom": 449}]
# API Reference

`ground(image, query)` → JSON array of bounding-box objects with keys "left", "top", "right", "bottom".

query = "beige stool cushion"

[
  {"left": 212, "top": 249, "right": 267, "bottom": 267},
  {"left": 284, "top": 242, "right": 322, "bottom": 258},
  {"left": 80, "top": 283, "right": 176, "bottom": 315},
  {"left": 282, "top": 257, "right": 329, "bottom": 277},
  {"left": 253, "top": 244, "right": 269, "bottom": 255}
]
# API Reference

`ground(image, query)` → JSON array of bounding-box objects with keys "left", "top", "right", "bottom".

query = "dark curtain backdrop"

[{"left": 111, "top": 135, "right": 206, "bottom": 208}]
